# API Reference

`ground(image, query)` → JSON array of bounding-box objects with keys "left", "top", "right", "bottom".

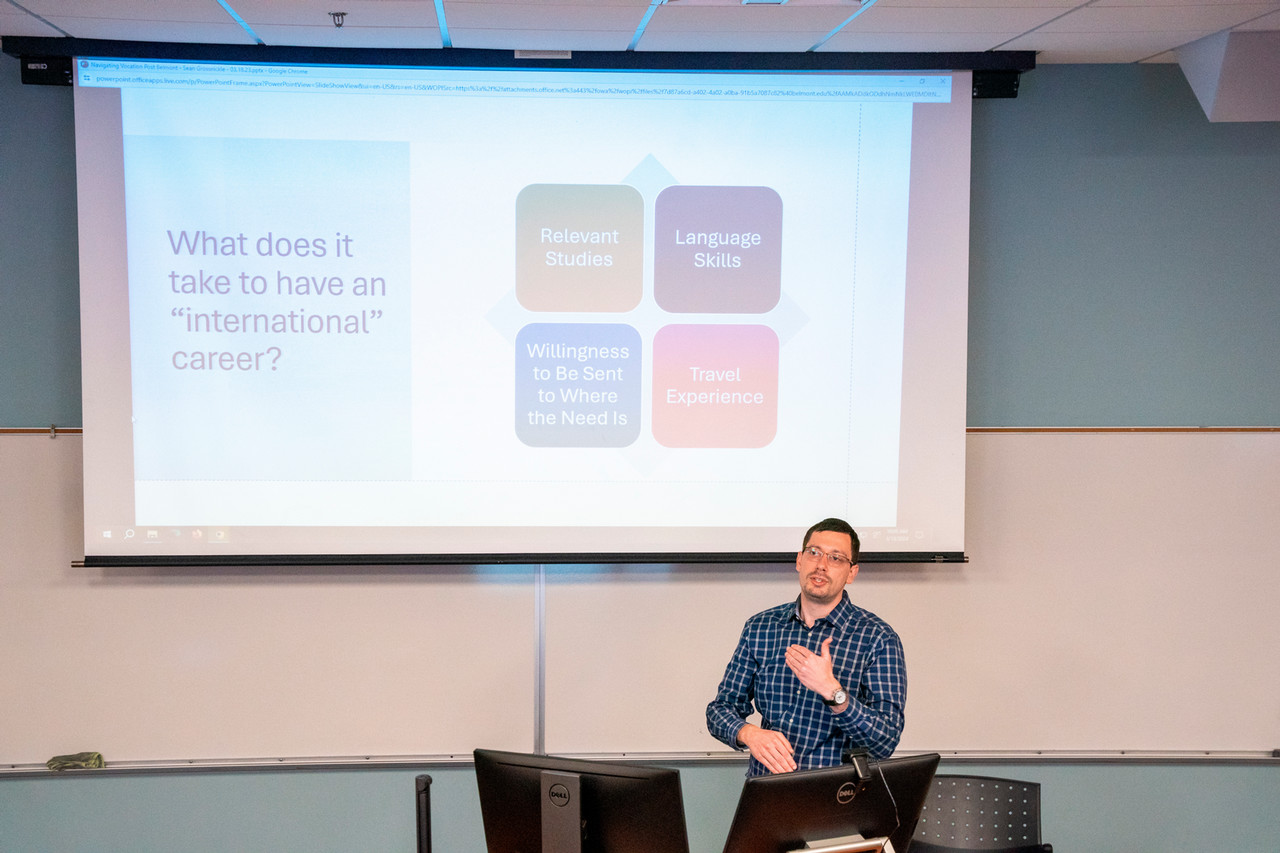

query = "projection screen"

[{"left": 73, "top": 56, "right": 972, "bottom": 564}]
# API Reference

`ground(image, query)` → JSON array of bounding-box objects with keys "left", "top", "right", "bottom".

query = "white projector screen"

[{"left": 74, "top": 56, "right": 971, "bottom": 564}]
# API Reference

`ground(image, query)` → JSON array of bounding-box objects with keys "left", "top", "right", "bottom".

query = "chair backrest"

[{"left": 910, "top": 774, "right": 1045, "bottom": 851}]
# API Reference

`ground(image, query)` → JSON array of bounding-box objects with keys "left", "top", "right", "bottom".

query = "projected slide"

[{"left": 75, "top": 59, "right": 970, "bottom": 560}]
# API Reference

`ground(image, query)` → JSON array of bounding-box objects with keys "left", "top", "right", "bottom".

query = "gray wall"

[{"left": 2, "top": 52, "right": 1279, "bottom": 852}]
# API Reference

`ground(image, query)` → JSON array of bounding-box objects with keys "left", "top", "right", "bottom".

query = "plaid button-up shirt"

[{"left": 706, "top": 591, "right": 906, "bottom": 776}]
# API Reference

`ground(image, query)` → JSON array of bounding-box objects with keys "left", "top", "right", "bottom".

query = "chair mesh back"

[{"left": 912, "top": 775, "right": 1042, "bottom": 850}]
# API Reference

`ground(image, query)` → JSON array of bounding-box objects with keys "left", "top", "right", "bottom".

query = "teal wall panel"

[
  {"left": 0, "top": 53, "right": 80, "bottom": 428},
  {"left": 4, "top": 760, "right": 1279, "bottom": 853},
  {"left": 967, "top": 65, "right": 1280, "bottom": 426}
]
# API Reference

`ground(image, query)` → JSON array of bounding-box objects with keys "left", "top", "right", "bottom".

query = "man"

[{"left": 705, "top": 517, "right": 906, "bottom": 775}]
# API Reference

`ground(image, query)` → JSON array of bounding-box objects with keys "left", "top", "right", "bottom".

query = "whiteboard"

[
  {"left": 544, "top": 430, "right": 1280, "bottom": 755},
  {"left": 0, "top": 433, "right": 539, "bottom": 765},
  {"left": 3, "top": 430, "right": 1279, "bottom": 765}
]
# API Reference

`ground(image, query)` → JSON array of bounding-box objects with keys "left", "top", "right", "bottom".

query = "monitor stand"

[
  {"left": 541, "top": 770, "right": 583, "bottom": 853},
  {"left": 791, "top": 834, "right": 894, "bottom": 853}
]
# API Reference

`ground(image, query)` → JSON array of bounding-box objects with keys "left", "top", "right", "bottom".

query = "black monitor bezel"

[
  {"left": 721, "top": 752, "right": 941, "bottom": 853},
  {"left": 473, "top": 748, "right": 691, "bottom": 853}
]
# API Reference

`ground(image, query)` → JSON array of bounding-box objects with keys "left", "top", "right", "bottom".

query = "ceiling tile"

[
  {"left": 252, "top": 25, "right": 445, "bottom": 50},
  {"left": 847, "top": 5, "right": 1072, "bottom": 33},
  {"left": 819, "top": 29, "right": 1030, "bottom": 52},
  {"left": 1035, "top": 3, "right": 1279, "bottom": 32},
  {"left": 234, "top": 0, "right": 440, "bottom": 30},
  {"left": 1005, "top": 28, "right": 1212, "bottom": 62},
  {"left": 38, "top": 19, "right": 256, "bottom": 45},
  {"left": 645, "top": 5, "right": 863, "bottom": 32},
  {"left": 449, "top": 27, "right": 635, "bottom": 50},
  {"left": 0, "top": 10, "right": 65, "bottom": 39}
]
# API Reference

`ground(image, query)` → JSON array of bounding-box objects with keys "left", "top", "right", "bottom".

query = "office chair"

[{"left": 909, "top": 774, "right": 1051, "bottom": 853}]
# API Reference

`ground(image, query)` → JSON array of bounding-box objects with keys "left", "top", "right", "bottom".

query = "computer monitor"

[
  {"left": 721, "top": 752, "right": 941, "bottom": 853},
  {"left": 473, "top": 748, "right": 691, "bottom": 853}
]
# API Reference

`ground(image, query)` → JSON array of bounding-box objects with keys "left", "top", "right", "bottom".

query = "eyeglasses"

[{"left": 801, "top": 546, "right": 853, "bottom": 569}]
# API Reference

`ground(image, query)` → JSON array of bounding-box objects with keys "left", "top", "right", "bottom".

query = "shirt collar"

[{"left": 786, "top": 590, "right": 855, "bottom": 629}]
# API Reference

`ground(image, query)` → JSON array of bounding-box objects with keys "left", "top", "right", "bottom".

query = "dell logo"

[
  {"left": 548, "top": 783, "right": 572, "bottom": 807},
  {"left": 837, "top": 781, "right": 859, "bottom": 804}
]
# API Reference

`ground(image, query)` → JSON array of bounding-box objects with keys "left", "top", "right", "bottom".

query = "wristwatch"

[{"left": 823, "top": 686, "right": 848, "bottom": 706}]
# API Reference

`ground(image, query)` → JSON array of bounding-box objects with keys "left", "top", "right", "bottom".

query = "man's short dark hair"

[{"left": 802, "top": 517, "right": 860, "bottom": 562}]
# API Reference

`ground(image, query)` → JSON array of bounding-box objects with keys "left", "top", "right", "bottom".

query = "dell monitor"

[
  {"left": 721, "top": 752, "right": 941, "bottom": 853},
  {"left": 473, "top": 748, "right": 690, "bottom": 853}
]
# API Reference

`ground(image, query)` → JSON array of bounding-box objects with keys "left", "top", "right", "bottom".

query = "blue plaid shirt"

[{"left": 706, "top": 591, "right": 906, "bottom": 775}]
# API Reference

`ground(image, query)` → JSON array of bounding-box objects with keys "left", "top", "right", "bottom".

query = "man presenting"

[{"left": 706, "top": 518, "right": 906, "bottom": 775}]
